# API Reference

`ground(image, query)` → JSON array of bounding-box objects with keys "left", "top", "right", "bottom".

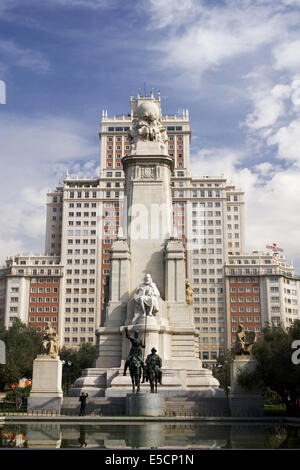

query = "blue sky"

[{"left": 1, "top": 0, "right": 300, "bottom": 271}]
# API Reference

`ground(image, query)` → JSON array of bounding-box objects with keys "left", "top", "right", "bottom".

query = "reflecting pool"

[{"left": 0, "top": 421, "right": 300, "bottom": 449}]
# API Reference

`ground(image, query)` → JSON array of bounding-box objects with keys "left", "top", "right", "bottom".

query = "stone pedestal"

[
  {"left": 122, "top": 153, "right": 174, "bottom": 297},
  {"left": 27, "top": 355, "right": 63, "bottom": 413},
  {"left": 126, "top": 392, "right": 164, "bottom": 416},
  {"left": 229, "top": 356, "right": 264, "bottom": 417},
  {"left": 26, "top": 423, "right": 62, "bottom": 448},
  {"left": 125, "top": 423, "right": 164, "bottom": 448}
]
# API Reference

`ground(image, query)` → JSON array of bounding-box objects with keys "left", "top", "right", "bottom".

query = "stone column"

[
  {"left": 106, "top": 236, "right": 130, "bottom": 326},
  {"left": 122, "top": 151, "right": 174, "bottom": 298},
  {"left": 229, "top": 355, "right": 264, "bottom": 417},
  {"left": 27, "top": 355, "right": 63, "bottom": 413},
  {"left": 164, "top": 237, "right": 186, "bottom": 302},
  {"left": 94, "top": 237, "right": 130, "bottom": 369}
]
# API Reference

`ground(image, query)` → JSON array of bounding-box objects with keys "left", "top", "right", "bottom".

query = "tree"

[
  {"left": 212, "top": 349, "right": 235, "bottom": 397},
  {"left": 237, "top": 320, "right": 300, "bottom": 413},
  {"left": 0, "top": 319, "right": 41, "bottom": 405},
  {"left": 60, "top": 343, "right": 96, "bottom": 395}
]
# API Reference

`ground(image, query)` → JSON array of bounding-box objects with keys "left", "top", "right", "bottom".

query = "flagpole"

[{"left": 143, "top": 311, "right": 147, "bottom": 360}]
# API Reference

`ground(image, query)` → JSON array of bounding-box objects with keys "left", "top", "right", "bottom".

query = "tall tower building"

[
  {"left": 80, "top": 94, "right": 221, "bottom": 397},
  {"left": 0, "top": 91, "right": 299, "bottom": 368}
]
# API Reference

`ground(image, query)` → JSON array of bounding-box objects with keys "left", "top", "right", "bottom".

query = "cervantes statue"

[{"left": 134, "top": 273, "right": 160, "bottom": 317}]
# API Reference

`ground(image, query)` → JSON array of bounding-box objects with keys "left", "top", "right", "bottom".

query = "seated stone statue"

[
  {"left": 134, "top": 273, "right": 160, "bottom": 317},
  {"left": 233, "top": 324, "right": 256, "bottom": 355},
  {"left": 41, "top": 322, "right": 59, "bottom": 358}
]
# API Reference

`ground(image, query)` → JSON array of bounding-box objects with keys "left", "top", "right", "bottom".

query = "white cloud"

[
  {"left": 245, "top": 84, "right": 291, "bottom": 130},
  {"left": 146, "top": 0, "right": 300, "bottom": 85},
  {"left": 146, "top": 0, "right": 199, "bottom": 29},
  {"left": 245, "top": 169, "right": 300, "bottom": 263},
  {"left": 191, "top": 147, "right": 300, "bottom": 269},
  {"left": 242, "top": 75, "right": 300, "bottom": 169},
  {"left": 273, "top": 39, "right": 300, "bottom": 72},
  {"left": 245, "top": 94, "right": 285, "bottom": 130},
  {"left": 191, "top": 147, "right": 242, "bottom": 179},
  {"left": 0, "top": 39, "right": 50, "bottom": 73},
  {"left": 291, "top": 79, "right": 300, "bottom": 110},
  {"left": 0, "top": 113, "right": 98, "bottom": 263},
  {"left": 268, "top": 118, "right": 300, "bottom": 164},
  {"left": 0, "top": 238, "right": 24, "bottom": 266},
  {"left": 0, "top": 114, "right": 97, "bottom": 165},
  {"left": 254, "top": 162, "right": 274, "bottom": 176}
]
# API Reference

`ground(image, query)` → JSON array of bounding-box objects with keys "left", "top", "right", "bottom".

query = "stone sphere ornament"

[{"left": 136, "top": 101, "right": 160, "bottom": 121}]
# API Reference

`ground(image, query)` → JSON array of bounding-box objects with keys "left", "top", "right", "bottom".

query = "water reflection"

[
  {"left": 0, "top": 423, "right": 27, "bottom": 448},
  {"left": 265, "top": 425, "right": 300, "bottom": 449},
  {"left": 0, "top": 422, "right": 300, "bottom": 449},
  {"left": 26, "top": 423, "right": 62, "bottom": 448},
  {"left": 78, "top": 425, "right": 87, "bottom": 448}
]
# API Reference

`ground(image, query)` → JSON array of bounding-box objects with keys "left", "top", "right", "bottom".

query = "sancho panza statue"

[
  {"left": 145, "top": 347, "right": 162, "bottom": 387},
  {"left": 134, "top": 273, "right": 160, "bottom": 317}
]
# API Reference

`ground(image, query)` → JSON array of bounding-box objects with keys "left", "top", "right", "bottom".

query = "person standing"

[
  {"left": 21, "top": 392, "right": 27, "bottom": 410},
  {"left": 79, "top": 391, "right": 88, "bottom": 416}
]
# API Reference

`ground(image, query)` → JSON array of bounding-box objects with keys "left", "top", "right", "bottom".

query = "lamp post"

[{"left": 61, "top": 360, "right": 73, "bottom": 396}]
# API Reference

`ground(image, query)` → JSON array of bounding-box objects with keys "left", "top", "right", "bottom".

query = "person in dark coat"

[{"left": 79, "top": 392, "right": 88, "bottom": 416}]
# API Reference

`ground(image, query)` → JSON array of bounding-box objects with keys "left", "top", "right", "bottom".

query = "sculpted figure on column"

[
  {"left": 233, "top": 324, "right": 257, "bottom": 355},
  {"left": 185, "top": 279, "right": 194, "bottom": 305},
  {"left": 128, "top": 101, "right": 168, "bottom": 153},
  {"left": 41, "top": 322, "right": 59, "bottom": 358},
  {"left": 134, "top": 273, "right": 160, "bottom": 317}
]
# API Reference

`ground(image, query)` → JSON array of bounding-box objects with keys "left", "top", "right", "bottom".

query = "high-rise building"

[
  {"left": 0, "top": 254, "right": 62, "bottom": 331},
  {"left": 0, "top": 92, "right": 299, "bottom": 366},
  {"left": 225, "top": 250, "right": 300, "bottom": 350}
]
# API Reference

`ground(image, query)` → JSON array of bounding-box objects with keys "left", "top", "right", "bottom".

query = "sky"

[{"left": 0, "top": 0, "right": 300, "bottom": 271}]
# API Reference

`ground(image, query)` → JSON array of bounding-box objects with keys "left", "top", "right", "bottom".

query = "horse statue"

[
  {"left": 123, "top": 327, "right": 145, "bottom": 393},
  {"left": 128, "top": 353, "right": 144, "bottom": 393},
  {"left": 145, "top": 347, "right": 162, "bottom": 393}
]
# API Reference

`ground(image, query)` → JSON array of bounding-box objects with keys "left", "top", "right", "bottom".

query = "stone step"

[{"left": 60, "top": 394, "right": 230, "bottom": 417}]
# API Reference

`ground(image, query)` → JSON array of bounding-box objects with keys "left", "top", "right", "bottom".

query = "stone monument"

[
  {"left": 69, "top": 96, "right": 229, "bottom": 416},
  {"left": 28, "top": 322, "right": 63, "bottom": 413},
  {"left": 229, "top": 325, "right": 264, "bottom": 417}
]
